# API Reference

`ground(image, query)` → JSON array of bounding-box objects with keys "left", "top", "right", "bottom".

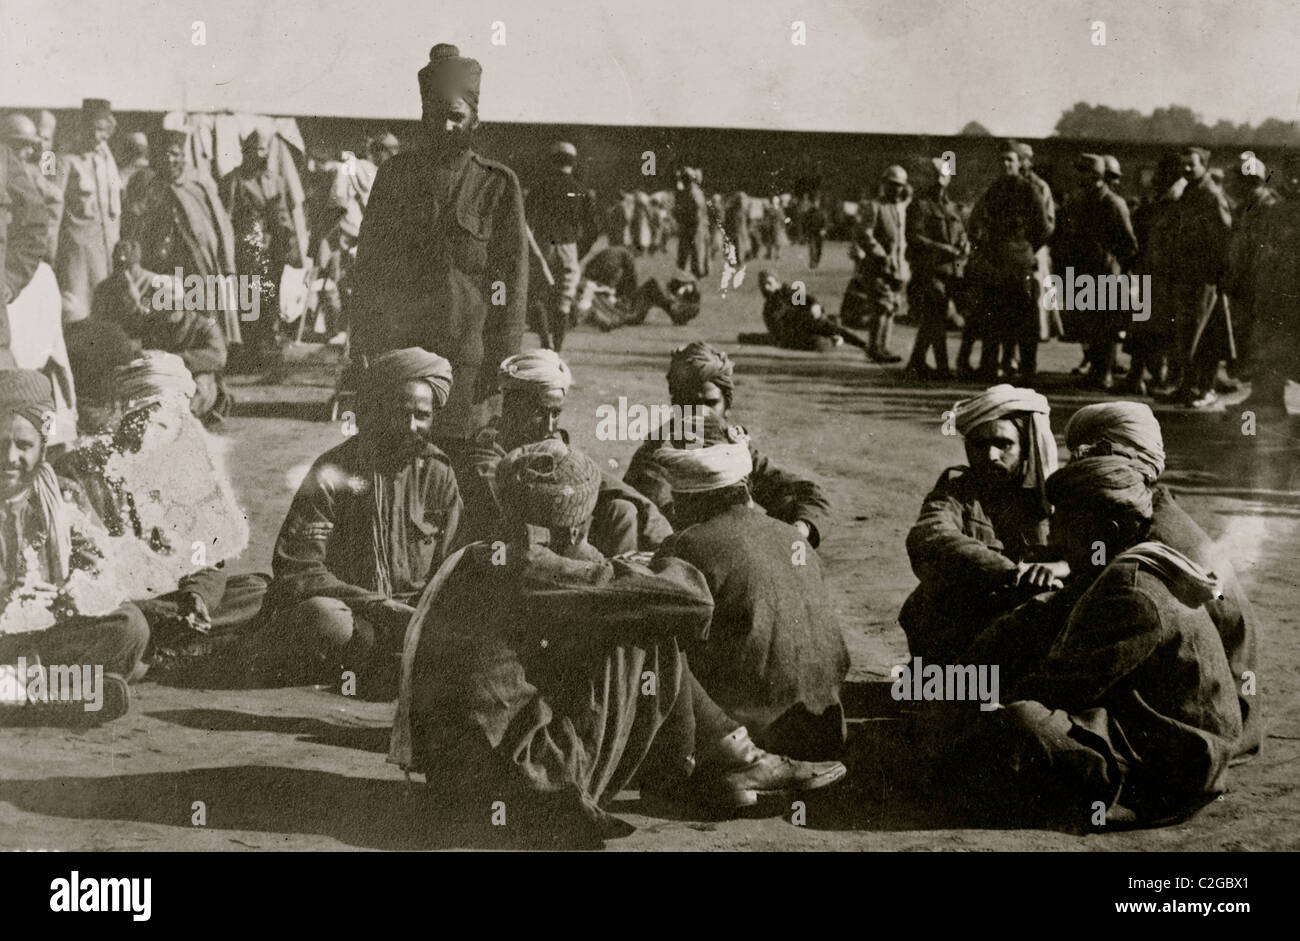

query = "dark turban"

[
  {"left": 0, "top": 369, "right": 55, "bottom": 433},
  {"left": 362, "top": 347, "right": 454, "bottom": 409},
  {"left": 1046, "top": 456, "right": 1153, "bottom": 521},
  {"left": 496, "top": 438, "right": 602, "bottom": 530},
  {"left": 667, "top": 342, "right": 735, "bottom": 408},
  {"left": 418, "top": 43, "right": 482, "bottom": 112}
]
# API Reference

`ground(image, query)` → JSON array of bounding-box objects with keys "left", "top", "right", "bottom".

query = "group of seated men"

[{"left": 0, "top": 341, "right": 1260, "bottom": 842}]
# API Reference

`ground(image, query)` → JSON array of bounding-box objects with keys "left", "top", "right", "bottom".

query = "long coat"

[
  {"left": 54, "top": 144, "right": 121, "bottom": 322},
  {"left": 350, "top": 147, "right": 528, "bottom": 441}
]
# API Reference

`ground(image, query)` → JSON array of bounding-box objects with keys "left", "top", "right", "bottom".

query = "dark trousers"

[
  {"left": 0, "top": 603, "right": 150, "bottom": 681},
  {"left": 808, "top": 232, "right": 824, "bottom": 269},
  {"left": 907, "top": 273, "right": 954, "bottom": 373}
]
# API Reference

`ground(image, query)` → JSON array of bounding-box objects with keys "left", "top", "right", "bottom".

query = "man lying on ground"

[
  {"left": 1064, "top": 400, "right": 1260, "bottom": 761},
  {"left": 900, "top": 383, "right": 1066, "bottom": 662},
  {"left": 623, "top": 341, "right": 831, "bottom": 546},
  {"left": 927, "top": 457, "right": 1241, "bottom": 830},
  {"left": 0, "top": 369, "right": 146, "bottom": 721},
  {"left": 751, "top": 269, "right": 870, "bottom": 354},
  {"left": 651, "top": 420, "right": 849, "bottom": 759},
  {"left": 456, "top": 348, "right": 671, "bottom": 556},
  {"left": 256, "top": 348, "right": 461, "bottom": 696},
  {"left": 390, "top": 438, "right": 846, "bottom": 847},
  {"left": 576, "top": 245, "right": 701, "bottom": 331}
]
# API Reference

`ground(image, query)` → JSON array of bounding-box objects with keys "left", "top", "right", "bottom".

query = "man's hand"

[
  {"left": 1011, "top": 562, "right": 1067, "bottom": 590},
  {"left": 793, "top": 520, "right": 812, "bottom": 542}
]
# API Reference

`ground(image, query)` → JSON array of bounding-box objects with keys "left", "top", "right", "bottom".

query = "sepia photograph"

[{"left": 0, "top": 0, "right": 1295, "bottom": 900}]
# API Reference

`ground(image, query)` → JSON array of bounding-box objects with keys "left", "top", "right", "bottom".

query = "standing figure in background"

[
  {"left": 841, "top": 165, "right": 911, "bottom": 363},
  {"left": 673, "top": 167, "right": 709, "bottom": 279},
  {"left": 905, "top": 158, "right": 968, "bottom": 380},
  {"left": 805, "top": 194, "right": 827, "bottom": 269},
  {"left": 54, "top": 99, "right": 122, "bottom": 324}
]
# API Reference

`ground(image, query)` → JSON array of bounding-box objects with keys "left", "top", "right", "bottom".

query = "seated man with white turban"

[
  {"left": 1064, "top": 400, "right": 1260, "bottom": 762},
  {"left": 391, "top": 438, "right": 846, "bottom": 847},
  {"left": 457, "top": 348, "right": 671, "bottom": 556},
  {"left": 927, "top": 457, "right": 1241, "bottom": 829},
  {"left": 624, "top": 341, "right": 831, "bottom": 546},
  {"left": 901, "top": 384, "right": 1065, "bottom": 662},
  {"left": 257, "top": 348, "right": 462, "bottom": 695},
  {"left": 651, "top": 420, "right": 850, "bottom": 760},
  {"left": 0, "top": 369, "right": 148, "bottom": 722}
]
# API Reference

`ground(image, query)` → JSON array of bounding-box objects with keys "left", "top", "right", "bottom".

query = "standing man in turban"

[
  {"left": 54, "top": 99, "right": 122, "bottom": 324},
  {"left": 0, "top": 369, "right": 148, "bottom": 722},
  {"left": 623, "top": 341, "right": 832, "bottom": 546},
  {"left": 1063, "top": 401, "right": 1259, "bottom": 760},
  {"left": 651, "top": 426, "right": 849, "bottom": 760},
  {"left": 351, "top": 43, "right": 529, "bottom": 463},
  {"left": 457, "top": 348, "right": 671, "bottom": 556},
  {"left": 900, "top": 384, "right": 1065, "bottom": 661},
  {"left": 391, "top": 438, "right": 846, "bottom": 847},
  {"left": 926, "top": 457, "right": 1240, "bottom": 829},
  {"left": 257, "top": 348, "right": 461, "bottom": 696},
  {"left": 841, "top": 165, "right": 911, "bottom": 362}
]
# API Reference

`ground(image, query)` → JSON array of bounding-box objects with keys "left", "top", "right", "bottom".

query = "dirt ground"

[{"left": 3, "top": 242, "right": 1298, "bottom": 851}]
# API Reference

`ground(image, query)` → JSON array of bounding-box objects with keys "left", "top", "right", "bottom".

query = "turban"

[
  {"left": 363, "top": 347, "right": 454, "bottom": 408},
  {"left": 496, "top": 438, "right": 602, "bottom": 530},
  {"left": 1045, "top": 456, "right": 1154, "bottom": 521},
  {"left": 655, "top": 438, "right": 753, "bottom": 493},
  {"left": 116, "top": 352, "right": 196, "bottom": 414},
  {"left": 0, "top": 369, "right": 55, "bottom": 432},
  {"left": 667, "top": 342, "right": 735, "bottom": 408},
  {"left": 1064, "top": 401, "right": 1165, "bottom": 482},
  {"left": 953, "top": 384, "right": 1059, "bottom": 498},
  {"left": 498, "top": 349, "right": 573, "bottom": 395},
  {"left": 417, "top": 43, "right": 482, "bottom": 112}
]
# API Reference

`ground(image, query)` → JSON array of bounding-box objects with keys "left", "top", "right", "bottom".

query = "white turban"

[
  {"left": 1064, "top": 401, "right": 1165, "bottom": 482},
  {"left": 499, "top": 349, "right": 573, "bottom": 395},
  {"left": 654, "top": 440, "right": 753, "bottom": 493},
  {"left": 953, "top": 384, "right": 1059, "bottom": 499}
]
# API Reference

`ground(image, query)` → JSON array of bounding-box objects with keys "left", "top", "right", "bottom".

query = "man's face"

[
  {"left": 1001, "top": 151, "right": 1022, "bottom": 176},
  {"left": 0, "top": 415, "right": 44, "bottom": 499},
  {"left": 165, "top": 144, "right": 186, "bottom": 181},
  {"left": 1050, "top": 504, "right": 1103, "bottom": 574},
  {"left": 675, "top": 381, "right": 727, "bottom": 424},
  {"left": 85, "top": 118, "right": 113, "bottom": 148},
  {"left": 9, "top": 140, "right": 37, "bottom": 163},
  {"left": 500, "top": 388, "right": 565, "bottom": 451},
  {"left": 1181, "top": 152, "right": 1206, "bottom": 181},
  {"left": 964, "top": 418, "right": 1023, "bottom": 485},
  {"left": 244, "top": 142, "right": 269, "bottom": 171},
  {"left": 422, "top": 90, "right": 477, "bottom": 147},
  {"left": 760, "top": 273, "right": 781, "bottom": 295},
  {"left": 373, "top": 380, "right": 436, "bottom": 458}
]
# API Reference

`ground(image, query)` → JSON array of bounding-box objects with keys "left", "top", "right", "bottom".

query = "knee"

[
  {"left": 114, "top": 604, "right": 152, "bottom": 664},
  {"left": 592, "top": 498, "right": 639, "bottom": 556},
  {"left": 287, "top": 597, "right": 356, "bottom": 649}
]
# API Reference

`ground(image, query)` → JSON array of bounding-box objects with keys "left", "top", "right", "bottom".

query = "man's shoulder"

[{"left": 469, "top": 152, "right": 520, "bottom": 186}]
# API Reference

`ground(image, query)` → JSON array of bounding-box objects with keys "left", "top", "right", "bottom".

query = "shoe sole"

[{"left": 725, "top": 762, "right": 850, "bottom": 807}]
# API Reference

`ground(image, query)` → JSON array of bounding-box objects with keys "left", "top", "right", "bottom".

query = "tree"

[{"left": 959, "top": 121, "right": 992, "bottom": 136}]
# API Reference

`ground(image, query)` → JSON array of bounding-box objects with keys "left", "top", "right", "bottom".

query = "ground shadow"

[{"left": 145, "top": 708, "right": 391, "bottom": 754}]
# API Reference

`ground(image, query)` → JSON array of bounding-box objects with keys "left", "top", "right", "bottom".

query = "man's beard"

[{"left": 423, "top": 119, "right": 474, "bottom": 155}]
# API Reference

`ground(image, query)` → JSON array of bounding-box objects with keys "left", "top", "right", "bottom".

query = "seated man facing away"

[
  {"left": 624, "top": 341, "right": 831, "bottom": 546},
  {"left": 91, "top": 240, "right": 229, "bottom": 424},
  {"left": 900, "top": 384, "right": 1066, "bottom": 662},
  {"left": 753, "top": 269, "right": 870, "bottom": 354},
  {"left": 930, "top": 457, "right": 1241, "bottom": 829},
  {"left": 577, "top": 245, "right": 700, "bottom": 331},
  {"left": 651, "top": 421, "right": 849, "bottom": 759},
  {"left": 257, "top": 348, "right": 462, "bottom": 695},
  {"left": 0, "top": 369, "right": 147, "bottom": 721},
  {"left": 391, "top": 438, "right": 846, "bottom": 847},
  {"left": 456, "top": 348, "right": 671, "bottom": 557},
  {"left": 1064, "top": 400, "right": 1260, "bottom": 762}
]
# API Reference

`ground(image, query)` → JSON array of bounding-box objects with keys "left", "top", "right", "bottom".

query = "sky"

[{"left": 2, "top": 0, "right": 1297, "bottom": 136}]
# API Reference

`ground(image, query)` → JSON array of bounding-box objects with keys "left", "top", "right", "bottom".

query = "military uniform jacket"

[{"left": 351, "top": 147, "right": 528, "bottom": 440}]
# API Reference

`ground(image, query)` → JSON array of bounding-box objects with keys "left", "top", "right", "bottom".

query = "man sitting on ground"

[
  {"left": 900, "top": 384, "right": 1065, "bottom": 662},
  {"left": 0, "top": 369, "right": 147, "bottom": 722},
  {"left": 577, "top": 245, "right": 701, "bottom": 330},
  {"left": 752, "top": 269, "right": 869, "bottom": 354},
  {"left": 257, "top": 348, "right": 462, "bottom": 695},
  {"left": 390, "top": 437, "right": 846, "bottom": 847},
  {"left": 930, "top": 457, "right": 1241, "bottom": 829},
  {"left": 651, "top": 420, "right": 849, "bottom": 759},
  {"left": 1064, "top": 400, "right": 1259, "bottom": 761},
  {"left": 624, "top": 341, "right": 831, "bottom": 546},
  {"left": 456, "top": 348, "right": 671, "bottom": 556}
]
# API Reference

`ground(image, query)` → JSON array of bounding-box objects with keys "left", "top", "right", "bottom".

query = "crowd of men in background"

[{"left": 0, "top": 40, "right": 1285, "bottom": 846}]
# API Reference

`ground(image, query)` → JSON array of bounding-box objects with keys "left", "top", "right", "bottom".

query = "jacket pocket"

[{"left": 452, "top": 202, "right": 491, "bottom": 274}]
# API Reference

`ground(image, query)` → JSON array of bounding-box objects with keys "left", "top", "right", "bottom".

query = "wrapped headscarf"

[
  {"left": 954, "top": 384, "right": 1058, "bottom": 503},
  {"left": 1064, "top": 401, "right": 1165, "bottom": 482},
  {"left": 115, "top": 352, "right": 196, "bottom": 414},
  {"left": 360, "top": 347, "right": 454, "bottom": 410},
  {"left": 417, "top": 43, "right": 482, "bottom": 112},
  {"left": 655, "top": 439, "right": 753, "bottom": 493},
  {"left": 0, "top": 370, "right": 69, "bottom": 583},
  {"left": 498, "top": 349, "right": 573, "bottom": 395},
  {"left": 667, "top": 342, "right": 735, "bottom": 408},
  {"left": 1045, "top": 456, "right": 1154, "bottom": 521},
  {"left": 496, "top": 438, "right": 602, "bottom": 530}
]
